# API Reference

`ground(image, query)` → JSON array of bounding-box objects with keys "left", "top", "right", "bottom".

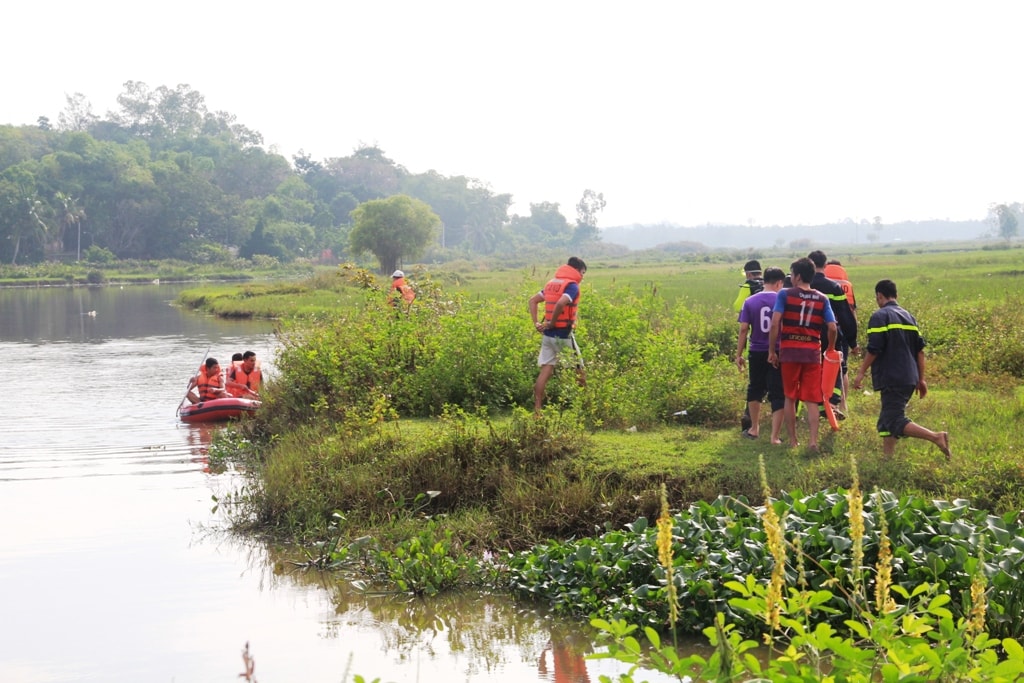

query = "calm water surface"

[{"left": 0, "top": 285, "right": 677, "bottom": 683}]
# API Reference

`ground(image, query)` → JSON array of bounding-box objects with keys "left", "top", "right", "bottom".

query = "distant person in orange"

[
  {"left": 226, "top": 351, "right": 261, "bottom": 399},
  {"left": 389, "top": 270, "right": 416, "bottom": 308}
]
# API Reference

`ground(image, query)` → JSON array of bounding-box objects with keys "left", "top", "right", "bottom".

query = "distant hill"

[{"left": 600, "top": 219, "right": 990, "bottom": 251}]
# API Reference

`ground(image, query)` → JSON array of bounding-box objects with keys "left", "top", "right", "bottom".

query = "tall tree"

[
  {"left": 349, "top": 194, "right": 440, "bottom": 274},
  {"left": 574, "top": 189, "right": 605, "bottom": 245},
  {"left": 0, "top": 164, "right": 50, "bottom": 264},
  {"left": 992, "top": 203, "right": 1019, "bottom": 241},
  {"left": 55, "top": 192, "right": 86, "bottom": 260},
  {"left": 57, "top": 93, "right": 99, "bottom": 132}
]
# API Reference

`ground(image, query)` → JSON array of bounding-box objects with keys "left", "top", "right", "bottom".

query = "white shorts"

[{"left": 537, "top": 335, "right": 579, "bottom": 367}]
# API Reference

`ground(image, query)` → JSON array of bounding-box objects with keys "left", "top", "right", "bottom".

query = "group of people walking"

[
  {"left": 734, "top": 253, "right": 950, "bottom": 458},
  {"left": 527, "top": 253, "right": 952, "bottom": 460}
]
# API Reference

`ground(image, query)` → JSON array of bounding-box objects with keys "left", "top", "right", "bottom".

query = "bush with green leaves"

[
  {"left": 251, "top": 277, "right": 743, "bottom": 434},
  {"left": 504, "top": 487, "right": 1024, "bottom": 641}
]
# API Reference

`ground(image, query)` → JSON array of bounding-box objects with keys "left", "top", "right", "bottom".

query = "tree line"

[{"left": 0, "top": 82, "right": 605, "bottom": 269}]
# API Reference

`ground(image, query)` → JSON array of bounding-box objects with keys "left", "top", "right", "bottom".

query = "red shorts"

[{"left": 780, "top": 362, "right": 825, "bottom": 403}]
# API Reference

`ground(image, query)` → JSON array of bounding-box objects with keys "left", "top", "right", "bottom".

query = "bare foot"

[
  {"left": 936, "top": 432, "right": 951, "bottom": 460},
  {"left": 789, "top": 441, "right": 799, "bottom": 448},
  {"left": 807, "top": 443, "right": 820, "bottom": 454}
]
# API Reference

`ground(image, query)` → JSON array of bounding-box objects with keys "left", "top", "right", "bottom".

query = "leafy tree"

[
  {"left": 349, "top": 194, "right": 440, "bottom": 274},
  {"left": 57, "top": 93, "right": 99, "bottom": 132},
  {"left": 0, "top": 163, "right": 51, "bottom": 264},
  {"left": 55, "top": 192, "right": 86, "bottom": 260},
  {"left": 574, "top": 189, "right": 605, "bottom": 245},
  {"left": 992, "top": 203, "right": 1019, "bottom": 241},
  {"left": 324, "top": 145, "right": 405, "bottom": 204}
]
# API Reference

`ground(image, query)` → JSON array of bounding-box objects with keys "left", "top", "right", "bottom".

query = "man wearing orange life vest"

[
  {"left": 226, "top": 350, "right": 262, "bottom": 399},
  {"left": 389, "top": 270, "right": 416, "bottom": 308},
  {"left": 824, "top": 259, "right": 857, "bottom": 311},
  {"left": 186, "top": 357, "right": 228, "bottom": 403},
  {"left": 528, "top": 256, "right": 587, "bottom": 414}
]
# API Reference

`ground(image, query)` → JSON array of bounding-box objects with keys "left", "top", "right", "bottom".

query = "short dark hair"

[
  {"left": 807, "top": 250, "right": 827, "bottom": 269},
  {"left": 791, "top": 258, "right": 815, "bottom": 284},
  {"left": 232, "top": 353, "right": 243, "bottom": 362},
  {"left": 242, "top": 350, "right": 256, "bottom": 360},
  {"left": 763, "top": 267, "right": 785, "bottom": 284},
  {"left": 826, "top": 258, "right": 842, "bottom": 266},
  {"left": 205, "top": 357, "right": 219, "bottom": 370},
  {"left": 567, "top": 256, "right": 587, "bottom": 274},
  {"left": 875, "top": 279, "right": 898, "bottom": 299}
]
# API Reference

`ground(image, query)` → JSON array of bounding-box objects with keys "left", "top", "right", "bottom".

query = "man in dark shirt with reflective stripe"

[{"left": 852, "top": 279, "right": 951, "bottom": 459}]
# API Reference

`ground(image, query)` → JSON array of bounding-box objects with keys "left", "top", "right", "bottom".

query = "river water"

[{"left": 0, "top": 284, "right": 678, "bottom": 683}]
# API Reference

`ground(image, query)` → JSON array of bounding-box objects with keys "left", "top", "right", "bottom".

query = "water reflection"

[
  {"left": 0, "top": 283, "right": 692, "bottom": 683},
  {"left": 253, "top": 545, "right": 694, "bottom": 682}
]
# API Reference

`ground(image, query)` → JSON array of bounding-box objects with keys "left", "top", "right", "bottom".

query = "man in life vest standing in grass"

[
  {"left": 852, "top": 279, "right": 951, "bottom": 459},
  {"left": 389, "top": 270, "right": 416, "bottom": 309},
  {"left": 529, "top": 256, "right": 587, "bottom": 414},
  {"left": 768, "top": 258, "right": 838, "bottom": 452}
]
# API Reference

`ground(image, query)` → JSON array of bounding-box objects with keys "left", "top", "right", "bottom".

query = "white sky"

[{"left": 3, "top": 1, "right": 1022, "bottom": 227}]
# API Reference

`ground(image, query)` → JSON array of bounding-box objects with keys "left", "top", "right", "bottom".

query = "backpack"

[{"left": 746, "top": 278, "right": 764, "bottom": 296}]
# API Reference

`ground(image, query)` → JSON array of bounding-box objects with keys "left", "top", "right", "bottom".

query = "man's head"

[
  {"left": 567, "top": 256, "right": 587, "bottom": 275},
  {"left": 205, "top": 357, "right": 220, "bottom": 372},
  {"left": 392, "top": 270, "right": 404, "bottom": 279},
  {"left": 231, "top": 352, "right": 243, "bottom": 362},
  {"left": 807, "top": 250, "right": 827, "bottom": 269},
  {"left": 875, "top": 279, "right": 898, "bottom": 301},
  {"left": 242, "top": 350, "right": 257, "bottom": 371},
  {"left": 763, "top": 267, "right": 786, "bottom": 290},
  {"left": 790, "top": 258, "right": 815, "bottom": 286},
  {"left": 743, "top": 259, "right": 762, "bottom": 277}
]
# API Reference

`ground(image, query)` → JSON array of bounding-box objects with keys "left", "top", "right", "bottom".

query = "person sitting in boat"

[
  {"left": 226, "top": 351, "right": 261, "bottom": 399},
  {"left": 186, "top": 357, "right": 228, "bottom": 403}
]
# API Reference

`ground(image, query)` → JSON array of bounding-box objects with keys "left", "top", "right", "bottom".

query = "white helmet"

[{"left": 392, "top": 270, "right": 404, "bottom": 278}]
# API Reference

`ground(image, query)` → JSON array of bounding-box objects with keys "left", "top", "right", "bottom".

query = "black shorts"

[
  {"left": 877, "top": 385, "right": 915, "bottom": 438},
  {"left": 746, "top": 351, "right": 785, "bottom": 412}
]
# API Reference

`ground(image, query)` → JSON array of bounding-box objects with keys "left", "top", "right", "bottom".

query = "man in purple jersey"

[{"left": 736, "top": 267, "right": 786, "bottom": 442}]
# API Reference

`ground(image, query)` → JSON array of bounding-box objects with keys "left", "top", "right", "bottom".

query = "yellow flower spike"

[{"left": 656, "top": 483, "right": 680, "bottom": 627}]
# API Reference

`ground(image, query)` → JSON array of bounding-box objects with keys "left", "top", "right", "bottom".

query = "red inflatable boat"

[{"left": 178, "top": 397, "right": 260, "bottom": 424}]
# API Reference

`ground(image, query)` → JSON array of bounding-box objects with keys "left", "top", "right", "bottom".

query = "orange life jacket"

[
  {"left": 390, "top": 277, "right": 416, "bottom": 304},
  {"left": 824, "top": 263, "right": 856, "bottom": 310},
  {"left": 196, "top": 366, "right": 225, "bottom": 401},
  {"left": 543, "top": 265, "right": 583, "bottom": 330},
  {"left": 228, "top": 360, "right": 262, "bottom": 397}
]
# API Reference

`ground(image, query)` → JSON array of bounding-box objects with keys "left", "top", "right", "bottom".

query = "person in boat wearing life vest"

[
  {"left": 528, "top": 256, "right": 587, "bottom": 413},
  {"left": 186, "top": 357, "right": 228, "bottom": 404},
  {"left": 226, "top": 350, "right": 261, "bottom": 399},
  {"left": 389, "top": 270, "right": 416, "bottom": 308}
]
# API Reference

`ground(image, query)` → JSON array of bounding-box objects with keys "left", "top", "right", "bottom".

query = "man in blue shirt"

[
  {"left": 852, "top": 279, "right": 951, "bottom": 459},
  {"left": 529, "top": 257, "right": 587, "bottom": 413}
]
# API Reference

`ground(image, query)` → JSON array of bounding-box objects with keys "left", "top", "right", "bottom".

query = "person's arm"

[
  {"left": 852, "top": 351, "right": 877, "bottom": 390},
  {"left": 915, "top": 350, "right": 928, "bottom": 399},
  {"left": 826, "top": 321, "right": 838, "bottom": 354},
  {"left": 544, "top": 294, "right": 571, "bottom": 331},
  {"left": 733, "top": 283, "right": 750, "bottom": 313},
  {"left": 768, "top": 311, "right": 782, "bottom": 366},
  {"left": 736, "top": 322, "right": 749, "bottom": 371},
  {"left": 529, "top": 292, "right": 545, "bottom": 332}
]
